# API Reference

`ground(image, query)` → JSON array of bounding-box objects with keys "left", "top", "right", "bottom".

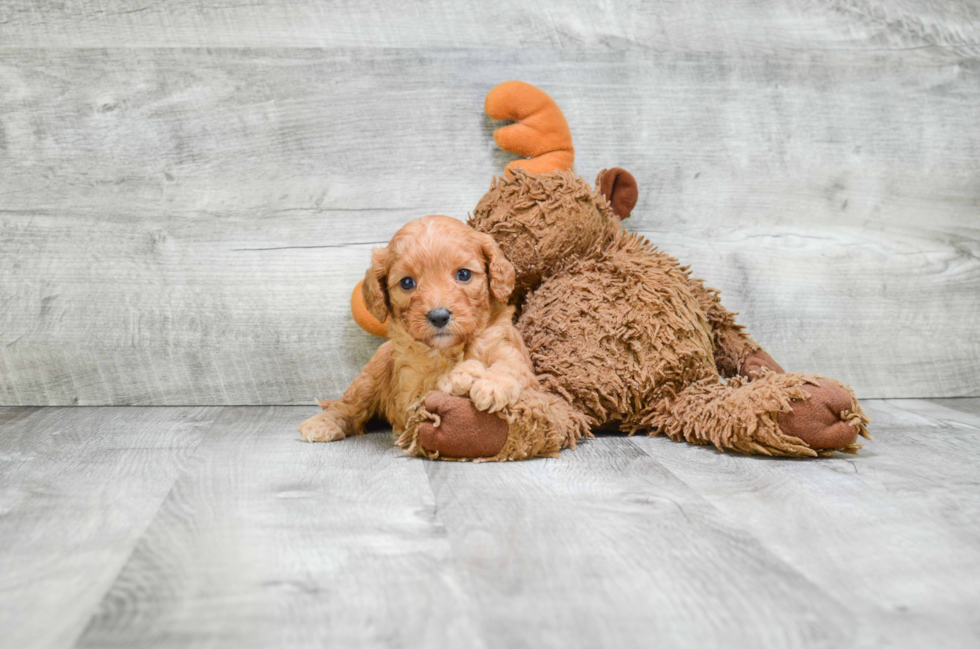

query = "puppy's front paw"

[
  {"left": 298, "top": 411, "right": 347, "bottom": 443},
  {"left": 437, "top": 360, "right": 487, "bottom": 397},
  {"left": 469, "top": 375, "right": 522, "bottom": 413}
]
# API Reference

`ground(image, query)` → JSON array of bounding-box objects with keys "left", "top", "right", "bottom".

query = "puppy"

[{"left": 298, "top": 215, "right": 539, "bottom": 448}]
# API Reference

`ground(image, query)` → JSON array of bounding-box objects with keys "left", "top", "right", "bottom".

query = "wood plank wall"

[{"left": 1, "top": 1, "right": 978, "bottom": 405}]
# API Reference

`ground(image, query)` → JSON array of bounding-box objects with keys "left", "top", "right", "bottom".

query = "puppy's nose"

[{"left": 427, "top": 308, "right": 452, "bottom": 329}]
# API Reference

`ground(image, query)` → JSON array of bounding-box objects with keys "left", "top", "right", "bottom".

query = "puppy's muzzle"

[{"left": 427, "top": 308, "right": 452, "bottom": 329}]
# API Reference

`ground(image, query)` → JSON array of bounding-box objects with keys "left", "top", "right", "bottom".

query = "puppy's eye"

[
  {"left": 399, "top": 277, "right": 416, "bottom": 290},
  {"left": 456, "top": 269, "right": 472, "bottom": 282}
]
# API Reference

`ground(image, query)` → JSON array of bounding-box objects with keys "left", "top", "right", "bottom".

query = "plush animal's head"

[
  {"left": 468, "top": 167, "right": 637, "bottom": 296},
  {"left": 361, "top": 215, "right": 515, "bottom": 349}
]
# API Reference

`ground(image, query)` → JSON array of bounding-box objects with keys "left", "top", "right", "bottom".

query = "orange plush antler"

[
  {"left": 485, "top": 81, "right": 574, "bottom": 175},
  {"left": 351, "top": 279, "right": 388, "bottom": 338}
]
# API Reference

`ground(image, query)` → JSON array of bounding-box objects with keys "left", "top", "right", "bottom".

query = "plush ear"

[
  {"left": 361, "top": 247, "right": 389, "bottom": 323},
  {"left": 598, "top": 168, "right": 638, "bottom": 220},
  {"left": 478, "top": 234, "right": 515, "bottom": 304}
]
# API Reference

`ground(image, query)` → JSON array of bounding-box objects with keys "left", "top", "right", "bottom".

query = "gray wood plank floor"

[{"left": 2, "top": 400, "right": 978, "bottom": 648}]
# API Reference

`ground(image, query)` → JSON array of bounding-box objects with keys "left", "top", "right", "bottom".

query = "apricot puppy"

[{"left": 298, "top": 215, "right": 538, "bottom": 450}]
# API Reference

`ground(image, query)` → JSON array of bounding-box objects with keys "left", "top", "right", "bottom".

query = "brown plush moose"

[{"left": 353, "top": 81, "right": 870, "bottom": 461}]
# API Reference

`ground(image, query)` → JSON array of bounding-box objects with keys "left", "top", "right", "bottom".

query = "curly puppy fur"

[
  {"left": 468, "top": 169, "right": 870, "bottom": 457},
  {"left": 298, "top": 215, "right": 586, "bottom": 457}
]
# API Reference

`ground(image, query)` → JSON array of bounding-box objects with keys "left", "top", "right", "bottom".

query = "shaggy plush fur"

[
  {"left": 341, "top": 80, "right": 870, "bottom": 461},
  {"left": 459, "top": 168, "right": 871, "bottom": 458},
  {"left": 298, "top": 215, "right": 587, "bottom": 457}
]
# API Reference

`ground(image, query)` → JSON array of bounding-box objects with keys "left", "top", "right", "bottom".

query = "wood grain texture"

[
  {"left": 936, "top": 397, "right": 980, "bottom": 418},
  {"left": 422, "top": 437, "right": 853, "bottom": 649},
  {"left": 2, "top": 48, "right": 977, "bottom": 232},
  {"left": 1, "top": 7, "right": 978, "bottom": 405},
  {"left": 0, "top": 406, "right": 221, "bottom": 649},
  {"left": 1, "top": 0, "right": 977, "bottom": 54},
  {"left": 75, "top": 407, "right": 480, "bottom": 649},
  {"left": 636, "top": 397, "right": 980, "bottom": 648},
  {"left": 1, "top": 400, "right": 978, "bottom": 647},
  {"left": 1, "top": 217, "right": 975, "bottom": 404}
]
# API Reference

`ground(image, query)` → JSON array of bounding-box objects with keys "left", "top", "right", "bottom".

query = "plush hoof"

[
  {"left": 416, "top": 392, "right": 509, "bottom": 458},
  {"left": 778, "top": 381, "right": 859, "bottom": 450},
  {"left": 739, "top": 350, "right": 785, "bottom": 377}
]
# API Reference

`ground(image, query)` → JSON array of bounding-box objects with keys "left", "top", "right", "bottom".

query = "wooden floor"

[{"left": 0, "top": 399, "right": 978, "bottom": 648}]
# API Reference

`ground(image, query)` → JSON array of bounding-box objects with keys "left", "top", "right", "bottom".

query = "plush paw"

[
  {"left": 469, "top": 375, "right": 522, "bottom": 413},
  {"left": 298, "top": 411, "right": 347, "bottom": 443},
  {"left": 739, "top": 350, "right": 785, "bottom": 378},
  {"left": 416, "top": 392, "right": 509, "bottom": 458},
  {"left": 778, "top": 380, "right": 863, "bottom": 450},
  {"left": 437, "top": 360, "right": 487, "bottom": 397}
]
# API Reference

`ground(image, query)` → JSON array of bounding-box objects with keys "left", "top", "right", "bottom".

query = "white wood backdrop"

[{"left": 1, "top": 1, "right": 978, "bottom": 405}]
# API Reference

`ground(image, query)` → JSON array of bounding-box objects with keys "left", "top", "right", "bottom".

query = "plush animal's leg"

[
  {"left": 649, "top": 371, "right": 870, "bottom": 457},
  {"left": 738, "top": 349, "right": 785, "bottom": 377},
  {"left": 398, "top": 390, "right": 590, "bottom": 462},
  {"left": 298, "top": 342, "right": 392, "bottom": 442},
  {"left": 687, "top": 279, "right": 785, "bottom": 377},
  {"left": 685, "top": 280, "right": 874, "bottom": 449},
  {"left": 489, "top": 389, "right": 591, "bottom": 461}
]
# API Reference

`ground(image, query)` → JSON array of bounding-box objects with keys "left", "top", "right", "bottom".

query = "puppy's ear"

[
  {"left": 478, "top": 234, "right": 515, "bottom": 304},
  {"left": 361, "top": 247, "right": 389, "bottom": 322}
]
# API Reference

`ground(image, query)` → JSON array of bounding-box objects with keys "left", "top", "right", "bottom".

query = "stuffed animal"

[{"left": 354, "top": 81, "right": 870, "bottom": 460}]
